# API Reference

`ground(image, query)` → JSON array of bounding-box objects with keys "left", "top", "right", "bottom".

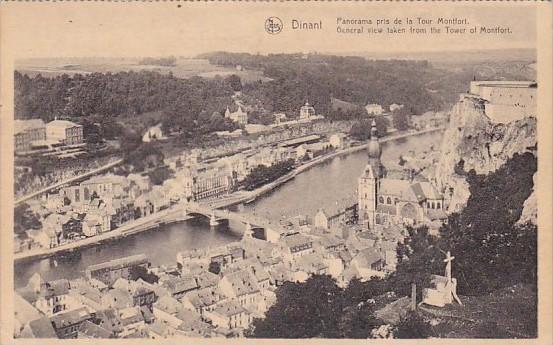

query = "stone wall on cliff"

[{"left": 435, "top": 95, "right": 537, "bottom": 215}]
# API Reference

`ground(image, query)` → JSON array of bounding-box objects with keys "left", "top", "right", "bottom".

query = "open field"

[{"left": 16, "top": 57, "right": 271, "bottom": 83}]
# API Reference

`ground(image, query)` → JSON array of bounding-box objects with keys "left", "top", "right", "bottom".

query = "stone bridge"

[{"left": 180, "top": 202, "right": 293, "bottom": 242}]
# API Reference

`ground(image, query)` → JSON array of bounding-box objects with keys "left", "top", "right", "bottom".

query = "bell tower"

[{"left": 358, "top": 119, "right": 383, "bottom": 229}]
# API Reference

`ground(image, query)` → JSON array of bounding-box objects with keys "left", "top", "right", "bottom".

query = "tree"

[
  {"left": 14, "top": 203, "right": 41, "bottom": 236},
  {"left": 392, "top": 108, "right": 410, "bottom": 131},
  {"left": 147, "top": 166, "right": 173, "bottom": 185},
  {"left": 225, "top": 74, "right": 243, "bottom": 92},
  {"left": 247, "top": 275, "right": 344, "bottom": 338},
  {"left": 349, "top": 118, "right": 388, "bottom": 141},
  {"left": 128, "top": 265, "right": 159, "bottom": 284}
]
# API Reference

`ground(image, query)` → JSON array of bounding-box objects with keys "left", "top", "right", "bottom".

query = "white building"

[
  {"left": 299, "top": 102, "right": 316, "bottom": 120},
  {"left": 365, "top": 103, "right": 384, "bottom": 116},
  {"left": 225, "top": 106, "right": 248, "bottom": 126},
  {"left": 468, "top": 80, "right": 537, "bottom": 123},
  {"left": 46, "top": 120, "right": 83, "bottom": 145},
  {"left": 329, "top": 133, "right": 347, "bottom": 149}
]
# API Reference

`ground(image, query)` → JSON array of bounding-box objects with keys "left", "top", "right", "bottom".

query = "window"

[
  {"left": 387, "top": 197, "right": 392, "bottom": 205},
  {"left": 378, "top": 196, "right": 384, "bottom": 204},
  {"left": 437, "top": 202, "right": 441, "bottom": 209}
]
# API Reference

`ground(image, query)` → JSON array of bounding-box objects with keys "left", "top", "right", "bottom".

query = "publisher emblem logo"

[{"left": 265, "top": 17, "right": 283, "bottom": 35}]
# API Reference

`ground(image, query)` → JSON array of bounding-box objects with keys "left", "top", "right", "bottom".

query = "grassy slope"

[{"left": 419, "top": 284, "right": 537, "bottom": 338}]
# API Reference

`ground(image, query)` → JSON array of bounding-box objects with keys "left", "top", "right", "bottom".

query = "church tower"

[
  {"left": 358, "top": 119, "right": 383, "bottom": 229},
  {"left": 367, "top": 119, "right": 384, "bottom": 178}
]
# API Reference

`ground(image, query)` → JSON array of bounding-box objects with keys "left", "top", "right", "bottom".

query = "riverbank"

[
  {"left": 229, "top": 127, "right": 446, "bottom": 207},
  {"left": 14, "top": 127, "right": 444, "bottom": 263}
]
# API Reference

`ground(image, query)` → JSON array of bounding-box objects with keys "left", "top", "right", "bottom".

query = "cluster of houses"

[
  {"left": 17, "top": 173, "right": 169, "bottom": 252},
  {"left": 15, "top": 202, "right": 406, "bottom": 339}
]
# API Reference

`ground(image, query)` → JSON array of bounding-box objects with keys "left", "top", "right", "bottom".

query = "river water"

[{"left": 14, "top": 131, "right": 443, "bottom": 288}]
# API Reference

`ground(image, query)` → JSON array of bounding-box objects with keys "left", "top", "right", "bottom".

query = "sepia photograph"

[{"left": 0, "top": 2, "right": 551, "bottom": 343}]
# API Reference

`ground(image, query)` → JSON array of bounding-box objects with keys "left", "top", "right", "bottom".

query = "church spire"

[{"left": 367, "top": 119, "right": 383, "bottom": 178}]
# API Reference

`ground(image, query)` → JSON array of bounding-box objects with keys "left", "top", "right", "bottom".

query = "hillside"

[{"left": 420, "top": 284, "right": 537, "bottom": 338}]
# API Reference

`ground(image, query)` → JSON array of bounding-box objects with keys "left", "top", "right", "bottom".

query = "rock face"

[
  {"left": 518, "top": 173, "right": 537, "bottom": 225},
  {"left": 435, "top": 95, "right": 537, "bottom": 214}
]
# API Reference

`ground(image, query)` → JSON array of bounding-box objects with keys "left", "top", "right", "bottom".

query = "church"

[{"left": 358, "top": 121, "right": 447, "bottom": 230}]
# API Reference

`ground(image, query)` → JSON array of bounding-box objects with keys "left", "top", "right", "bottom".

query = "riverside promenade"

[{"left": 13, "top": 127, "right": 444, "bottom": 263}]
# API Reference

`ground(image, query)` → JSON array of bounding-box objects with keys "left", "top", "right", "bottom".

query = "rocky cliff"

[{"left": 435, "top": 95, "right": 537, "bottom": 221}]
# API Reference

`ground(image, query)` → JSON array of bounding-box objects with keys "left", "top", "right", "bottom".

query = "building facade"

[
  {"left": 299, "top": 102, "right": 316, "bottom": 120},
  {"left": 46, "top": 120, "right": 84, "bottom": 145},
  {"left": 14, "top": 119, "right": 47, "bottom": 152}
]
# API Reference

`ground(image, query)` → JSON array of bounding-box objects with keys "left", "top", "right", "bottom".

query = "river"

[{"left": 14, "top": 131, "right": 443, "bottom": 288}]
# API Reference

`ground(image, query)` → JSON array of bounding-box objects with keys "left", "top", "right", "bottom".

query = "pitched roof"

[
  {"left": 78, "top": 320, "right": 113, "bottom": 338},
  {"left": 162, "top": 275, "right": 198, "bottom": 295},
  {"left": 195, "top": 271, "right": 219, "bottom": 288},
  {"left": 354, "top": 248, "right": 384, "bottom": 268},
  {"left": 46, "top": 119, "right": 81, "bottom": 129},
  {"left": 154, "top": 295, "right": 183, "bottom": 315},
  {"left": 222, "top": 270, "right": 259, "bottom": 297},
  {"left": 50, "top": 307, "right": 91, "bottom": 329},
  {"left": 26, "top": 316, "right": 58, "bottom": 338},
  {"left": 182, "top": 287, "right": 221, "bottom": 309},
  {"left": 282, "top": 233, "right": 313, "bottom": 249},
  {"left": 211, "top": 299, "right": 247, "bottom": 318},
  {"left": 14, "top": 292, "right": 42, "bottom": 325}
]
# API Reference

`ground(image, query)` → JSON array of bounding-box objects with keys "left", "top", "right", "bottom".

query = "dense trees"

[
  {"left": 390, "top": 152, "right": 537, "bottom": 297},
  {"left": 138, "top": 56, "right": 177, "bottom": 66},
  {"left": 392, "top": 107, "right": 410, "bottom": 131},
  {"left": 242, "top": 159, "right": 295, "bottom": 191},
  {"left": 14, "top": 71, "right": 236, "bottom": 133},
  {"left": 349, "top": 117, "right": 388, "bottom": 141},
  {"left": 205, "top": 52, "right": 445, "bottom": 117},
  {"left": 439, "top": 152, "right": 537, "bottom": 294},
  {"left": 14, "top": 204, "right": 41, "bottom": 236},
  {"left": 247, "top": 275, "right": 380, "bottom": 338}
]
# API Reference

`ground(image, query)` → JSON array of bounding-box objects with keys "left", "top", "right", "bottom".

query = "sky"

[{"left": 1, "top": 2, "right": 538, "bottom": 59}]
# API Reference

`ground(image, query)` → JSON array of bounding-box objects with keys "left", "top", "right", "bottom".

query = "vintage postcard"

[{"left": 0, "top": 2, "right": 551, "bottom": 344}]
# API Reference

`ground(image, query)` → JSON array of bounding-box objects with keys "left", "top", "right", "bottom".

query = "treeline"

[
  {"left": 204, "top": 52, "right": 444, "bottom": 116},
  {"left": 138, "top": 56, "right": 177, "bottom": 66},
  {"left": 14, "top": 70, "right": 236, "bottom": 123}
]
